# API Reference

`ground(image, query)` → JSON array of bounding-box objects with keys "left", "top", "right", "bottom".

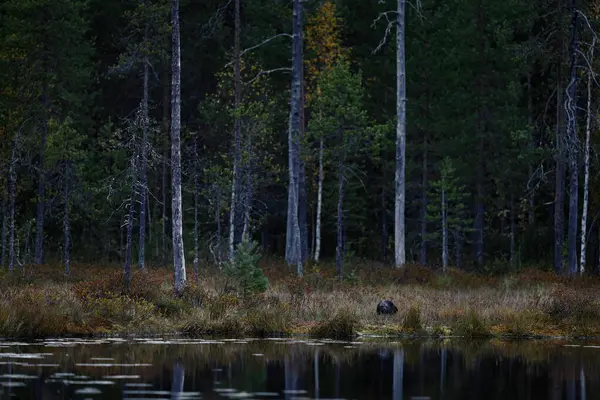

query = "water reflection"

[{"left": 0, "top": 338, "right": 598, "bottom": 399}]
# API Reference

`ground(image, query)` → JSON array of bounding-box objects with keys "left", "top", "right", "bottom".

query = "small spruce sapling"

[{"left": 224, "top": 240, "right": 268, "bottom": 296}]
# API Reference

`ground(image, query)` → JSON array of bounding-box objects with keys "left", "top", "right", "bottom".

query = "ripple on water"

[
  {"left": 0, "top": 381, "right": 27, "bottom": 388},
  {"left": 76, "top": 363, "right": 152, "bottom": 367},
  {"left": 75, "top": 387, "right": 103, "bottom": 395},
  {"left": 102, "top": 375, "right": 141, "bottom": 380},
  {"left": 124, "top": 383, "right": 153, "bottom": 388},
  {"left": 0, "top": 374, "right": 38, "bottom": 379}
]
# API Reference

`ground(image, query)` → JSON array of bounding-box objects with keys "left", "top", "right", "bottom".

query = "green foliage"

[{"left": 224, "top": 240, "right": 268, "bottom": 297}]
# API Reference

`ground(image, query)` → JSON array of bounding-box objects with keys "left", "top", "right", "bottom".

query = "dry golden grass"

[{"left": 1, "top": 261, "right": 600, "bottom": 339}]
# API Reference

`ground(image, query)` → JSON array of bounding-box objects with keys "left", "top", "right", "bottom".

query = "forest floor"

[{"left": 1, "top": 260, "right": 600, "bottom": 340}]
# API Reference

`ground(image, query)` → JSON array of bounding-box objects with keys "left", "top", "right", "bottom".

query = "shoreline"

[{"left": 2, "top": 263, "right": 600, "bottom": 341}]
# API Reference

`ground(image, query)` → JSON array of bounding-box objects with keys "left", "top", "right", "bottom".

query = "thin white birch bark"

[
  {"left": 171, "top": 0, "right": 186, "bottom": 294},
  {"left": 580, "top": 50, "right": 593, "bottom": 275},
  {"left": 394, "top": 0, "right": 406, "bottom": 268},
  {"left": 314, "top": 138, "right": 324, "bottom": 263},
  {"left": 229, "top": 0, "right": 242, "bottom": 259}
]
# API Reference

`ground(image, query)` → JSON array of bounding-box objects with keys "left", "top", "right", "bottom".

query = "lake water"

[{"left": 0, "top": 336, "right": 598, "bottom": 399}]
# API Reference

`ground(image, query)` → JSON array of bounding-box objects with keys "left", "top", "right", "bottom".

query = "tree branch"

[
  {"left": 244, "top": 67, "right": 292, "bottom": 85},
  {"left": 372, "top": 11, "right": 396, "bottom": 54},
  {"left": 226, "top": 33, "right": 293, "bottom": 67}
]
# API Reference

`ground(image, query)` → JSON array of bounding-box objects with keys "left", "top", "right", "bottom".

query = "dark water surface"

[{"left": 0, "top": 336, "right": 599, "bottom": 400}]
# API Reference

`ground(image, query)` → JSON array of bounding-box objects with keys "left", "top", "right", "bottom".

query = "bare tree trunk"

[
  {"left": 442, "top": 188, "right": 447, "bottom": 272},
  {"left": 527, "top": 73, "right": 535, "bottom": 226},
  {"left": 171, "top": 0, "right": 187, "bottom": 294},
  {"left": 474, "top": 1, "right": 485, "bottom": 268},
  {"left": 298, "top": 3, "right": 308, "bottom": 263},
  {"left": 554, "top": 0, "right": 566, "bottom": 275},
  {"left": 394, "top": 0, "right": 406, "bottom": 268},
  {"left": 1, "top": 182, "right": 7, "bottom": 267},
  {"left": 420, "top": 134, "right": 428, "bottom": 265},
  {"left": 580, "top": 46, "right": 593, "bottom": 275},
  {"left": 138, "top": 18, "right": 150, "bottom": 270},
  {"left": 8, "top": 126, "right": 21, "bottom": 272},
  {"left": 124, "top": 172, "right": 136, "bottom": 289},
  {"left": 566, "top": 0, "right": 578, "bottom": 277},
  {"left": 35, "top": 94, "right": 48, "bottom": 265},
  {"left": 63, "top": 162, "right": 71, "bottom": 276},
  {"left": 193, "top": 139, "right": 199, "bottom": 283},
  {"left": 336, "top": 146, "right": 345, "bottom": 281},
  {"left": 286, "top": 0, "right": 304, "bottom": 277},
  {"left": 162, "top": 73, "right": 169, "bottom": 266},
  {"left": 314, "top": 138, "right": 323, "bottom": 263},
  {"left": 229, "top": 0, "right": 242, "bottom": 259}
]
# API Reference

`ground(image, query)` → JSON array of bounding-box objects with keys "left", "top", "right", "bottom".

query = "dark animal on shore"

[{"left": 376, "top": 300, "right": 398, "bottom": 315}]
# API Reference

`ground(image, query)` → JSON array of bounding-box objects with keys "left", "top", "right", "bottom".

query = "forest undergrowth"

[{"left": 1, "top": 260, "right": 600, "bottom": 340}]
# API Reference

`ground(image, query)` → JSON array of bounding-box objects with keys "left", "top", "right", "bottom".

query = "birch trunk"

[
  {"left": 171, "top": 0, "right": 187, "bottom": 294},
  {"left": 1, "top": 183, "right": 7, "bottom": 267},
  {"left": 336, "top": 147, "right": 344, "bottom": 281},
  {"left": 285, "top": 0, "right": 303, "bottom": 276},
  {"left": 314, "top": 138, "right": 323, "bottom": 263},
  {"left": 580, "top": 53, "right": 593, "bottom": 275},
  {"left": 441, "top": 188, "right": 447, "bottom": 272},
  {"left": 229, "top": 0, "right": 242, "bottom": 259},
  {"left": 566, "top": 0, "right": 578, "bottom": 276},
  {"left": 394, "top": 0, "right": 406, "bottom": 268},
  {"left": 63, "top": 163, "right": 71, "bottom": 276},
  {"left": 138, "top": 21, "right": 150, "bottom": 270},
  {"left": 35, "top": 94, "right": 48, "bottom": 265}
]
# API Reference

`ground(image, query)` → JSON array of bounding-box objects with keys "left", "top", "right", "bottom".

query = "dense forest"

[{"left": 1, "top": 0, "right": 599, "bottom": 283}]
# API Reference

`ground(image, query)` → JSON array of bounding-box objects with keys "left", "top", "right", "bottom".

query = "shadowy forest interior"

[{"left": 1, "top": 0, "right": 600, "bottom": 281}]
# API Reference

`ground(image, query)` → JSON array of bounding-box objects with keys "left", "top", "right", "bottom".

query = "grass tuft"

[
  {"left": 310, "top": 308, "right": 359, "bottom": 339},
  {"left": 402, "top": 305, "right": 422, "bottom": 333}
]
